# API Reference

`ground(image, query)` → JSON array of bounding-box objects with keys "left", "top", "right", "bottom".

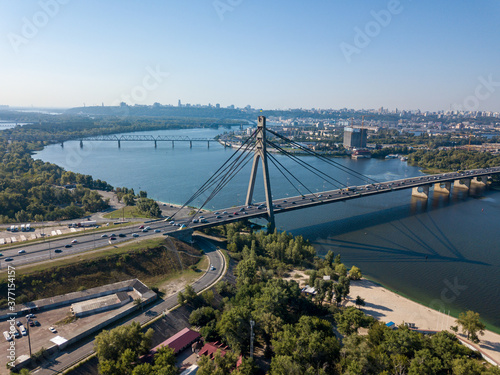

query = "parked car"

[{"left": 49, "top": 327, "right": 57, "bottom": 333}]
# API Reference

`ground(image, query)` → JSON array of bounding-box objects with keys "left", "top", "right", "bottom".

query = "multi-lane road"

[{"left": 1, "top": 167, "right": 498, "bottom": 268}]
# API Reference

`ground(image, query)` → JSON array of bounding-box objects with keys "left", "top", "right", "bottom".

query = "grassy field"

[{"left": 103, "top": 206, "right": 153, "bottom": 219}]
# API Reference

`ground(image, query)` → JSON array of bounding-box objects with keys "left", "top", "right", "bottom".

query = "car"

[
  {"left": 145, "top": 227, "right": 151, "bottom": 230},
  {"left": 192, "top": 219, "right": 199, "bottom": 223},
  {"left": 65, "top": 244, "right": 72, "bottom": 248},
  {"left": 118, "top": 233, "right": 126, "bottom": 237},
  {"left": 132, "top": 233, "right": 139, "bottom": 237},
  {"left": 101, "top": 234, "right": 108, "bottom": 238},
  {"left": 54, "top": 249, "right": 62, "bottom": 253},
  {"left": 201, "top": 219, "right": 208, "bottom": 223},
  {"left": 18, "top": 249, "right": 26, "bottom": 254},
  {"left": 13, "top": 330, "right": 21, "bottom": 339},
  {"left": 227, "top": 214, "right": 233, "bottom": 218},
  {"left": 214, "top": 212, "right": 220, "bottom": 215},
  {"left": 3, "top": 331, "right": 12, "bottom": 341},
  {"left": 210, "top": 265, "right": 216, "bottom": 271},
  {"left": 222, "top": 211, "right": 228, "bottom": 214},
  {"left": 169, "top": 221, "right": 175, "bottom": 225},
  {"left": 283, "top": 200, "right": 287, "bottom": 203},
  {"left": 216, "top": 215, "right": 222, "bottom": 219},
  {"left": 247, "top": 206, "right": 252, "bottom": 209},
  {"left": 154, "top": 229, "right": 161, "bottom": 233},
  {"left": 239, "top": 207, "right": 245, "bottom": 212},
  {"left": 26, "top": 313, "right": 35, "bottom": 319},
  {"left": 142, "top": 229, "right": 148, "bottom": 232},
  {"left": 34, "top": 320, "right": 40, "bottom": 326},
  {"left": 110, "top": 237, "right": 117, "bottom": 240},
  {"left": 139, "top": 225, "right": 145, "bottom": 229},
  {"left": 71, "top": 239, "right": 77, "bottom": 244},
  {"left": 110, "top": 233, "right": 116, "bottom": 237},
  {"left": 49, "top": 327, "right": 57, "bottom": 333},
  {"left": 29, "top": 320, "right": 35, "bottom": 327},
  {"left": 5, "top": 258, "right": 13, "bottom": 262},
  {"left": 233, "top": 212, "right": 238, "bottom": 215},
  {"left": 0, "top": 253, "right": 2, "bottom": 257}
]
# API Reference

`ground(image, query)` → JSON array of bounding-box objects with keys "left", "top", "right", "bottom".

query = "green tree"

[
  {"left": 95, "top": 322, "right": 153, "bottom": 374},
  {"left": 348, "top": 265, "right": 362, "bottom": 280},
  {"left": 456, "top": 310, "right": 486, "bottom": 343}
]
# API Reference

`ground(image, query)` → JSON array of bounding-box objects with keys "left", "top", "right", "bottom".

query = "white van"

[{"left": 19, "top": 325, "right": 27, "bottom": 336}]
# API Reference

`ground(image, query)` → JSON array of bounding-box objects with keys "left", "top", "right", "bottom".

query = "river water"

[{"left": 33, "top": 127, "right": 500, "bottom": 331}]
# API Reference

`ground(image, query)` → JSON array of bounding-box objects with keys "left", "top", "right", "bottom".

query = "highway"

[
  {"left": 32, "top": 236, "right": 225, "bottom": 375},
  {"left": 1, "top": 167, "right": 498, "bottom": 268}
]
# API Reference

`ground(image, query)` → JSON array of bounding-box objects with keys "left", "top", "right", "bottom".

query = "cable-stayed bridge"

[{"left": 167, "top": 116, "right": 499, "bottom": 238}]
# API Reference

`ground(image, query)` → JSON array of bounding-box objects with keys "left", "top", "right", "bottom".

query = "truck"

[
  {"left": 26, "top": 223, "right": 31, "bottom": 231},
  {"left": 78, "top": 220, "right": 96, "bottom": 227},
  {"left": 21, "top": 224, "right": 25, "bottom": 232}
]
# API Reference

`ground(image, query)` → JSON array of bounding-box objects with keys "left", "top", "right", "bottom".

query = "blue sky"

[{"left": 1, "top": 0, "right": 499, "bottom": 111}]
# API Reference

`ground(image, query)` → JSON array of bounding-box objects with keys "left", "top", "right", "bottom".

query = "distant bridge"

[{"left": 78, "top": 135, "right": 216, "bottom": 148}]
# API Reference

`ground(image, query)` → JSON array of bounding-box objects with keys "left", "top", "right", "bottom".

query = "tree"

[
  {"left": 349, "top": 265, "right": 362, "bottom": 280},
  {"left": 455, "top": 310, "right": 486, "bottom": 343},
  {"left": 355, "top": 295, "right": 365, "bottom": 309},
  {"left": 95, "top": 322, "right": 153, "bottom": 374},
  {"left": 335, "top": 306, "right": 367, "bottom": 336}
]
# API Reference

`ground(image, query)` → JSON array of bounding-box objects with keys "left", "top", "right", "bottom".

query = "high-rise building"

[{"left": 343, "top": 127, "right": 367, "bottom": 149}]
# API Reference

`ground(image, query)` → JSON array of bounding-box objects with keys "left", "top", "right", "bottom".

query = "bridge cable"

[
  {"left": 266, "top": 140, "right": 345, "bottom": 189},
  {"left": 182, "top": 144, "right": 257, "bottom": 225},
  {"left": 266, "top": 128, "right": 379, "bottom": 185},
  {"left": 170, "top": 131, "right": 258, "bottom": 219},
  {"left": 267, "top": 152, "right": 316, "bottom": 198}
]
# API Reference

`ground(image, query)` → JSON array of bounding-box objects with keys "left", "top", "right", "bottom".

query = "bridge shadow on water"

[{"left": 292, "top": 189, "right": 492, "bottom": 267}]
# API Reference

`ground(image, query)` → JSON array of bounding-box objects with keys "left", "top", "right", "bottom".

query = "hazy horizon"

[{"left": 2, "top": 1, "right": 500, "bottom": 112}]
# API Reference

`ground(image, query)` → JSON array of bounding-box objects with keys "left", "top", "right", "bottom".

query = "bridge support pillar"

[
  {"left": 246, "top": 116, "right": 275, "bottom": 231},
  {"left": 154, "top": 140, "right": 157, "bottom": 148},
  {"left": 80, "top": 140, "right": 83, "bottom": 148},
  {"left": 190, "top": 141, "right": 192, "bottom": 148},
  {"left": 167, "top": 228, "right": 194, "bottom": 243},
  {"left": 172, "top": 141, "right": 174, "bottom": 148},
  {"left": 471, "top": 176, "right": 488, "bottom": 186},
  {"left": 207, "top": 141, "right": 209, "bottom": 148},
  {"left": 118, "top": 140, "right": 121, "bottom": 148},
  {"left": 61, "top": 142, "right": 64, "bottom": 147},
  {"left": 434, "top": 181, "right": 452, "bottom": 195},
  {"left": 412, "top": 185, "right": 430, "bottom": 199},
  {"left": 454, "top": 179, "right": 471, "bottom": 190}
]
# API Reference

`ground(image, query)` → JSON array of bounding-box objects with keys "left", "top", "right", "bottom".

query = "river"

[{"left": 33, "top": 127, "right": 500, "bottom": 332}]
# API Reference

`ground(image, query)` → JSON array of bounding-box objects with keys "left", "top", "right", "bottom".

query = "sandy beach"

[{"left": 347, "top": 279, "right": 500, "bottom": 366}]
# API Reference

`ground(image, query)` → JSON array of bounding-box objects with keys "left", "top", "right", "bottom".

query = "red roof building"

[{"left": 198, "top": 341, "right": 229, "bottom": 359}]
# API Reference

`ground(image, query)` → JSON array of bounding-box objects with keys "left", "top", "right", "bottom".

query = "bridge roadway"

[{"left": 0, "top": 167, "right": 498, "bottom": 268}]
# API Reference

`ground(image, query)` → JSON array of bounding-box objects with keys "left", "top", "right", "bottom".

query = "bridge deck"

[{"left": 177, "top": 167, "right": 499, "bottom": 230}]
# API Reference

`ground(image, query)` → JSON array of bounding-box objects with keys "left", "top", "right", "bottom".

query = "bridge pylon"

[{"left": 245, "top": 116, "right": 275, "bottom": 231}]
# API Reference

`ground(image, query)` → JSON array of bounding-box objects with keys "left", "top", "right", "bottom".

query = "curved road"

[{"left": 30, "top": 236, "right": 225, "bottom": 375}]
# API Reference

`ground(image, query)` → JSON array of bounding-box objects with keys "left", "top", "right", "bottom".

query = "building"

[{"left": 343, "top": 127, "right": 367, "bottom": 149}]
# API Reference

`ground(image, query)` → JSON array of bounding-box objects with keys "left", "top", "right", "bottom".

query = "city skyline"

[{"left": 1, "top": 1, "right": 500, "bottom": 112}]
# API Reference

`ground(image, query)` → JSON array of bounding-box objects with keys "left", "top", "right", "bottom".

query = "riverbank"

[{"left": 346, "top": 278, "right": 500, "bottom": 366}]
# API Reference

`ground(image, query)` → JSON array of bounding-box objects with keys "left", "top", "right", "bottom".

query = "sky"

[{"left": 1, "top": 0, "right": 499, "bottom": 112}]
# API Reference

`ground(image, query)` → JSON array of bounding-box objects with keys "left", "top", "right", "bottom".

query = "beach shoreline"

[{"left": 347, "top": 278, "right": 500, "bottom": 366}]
